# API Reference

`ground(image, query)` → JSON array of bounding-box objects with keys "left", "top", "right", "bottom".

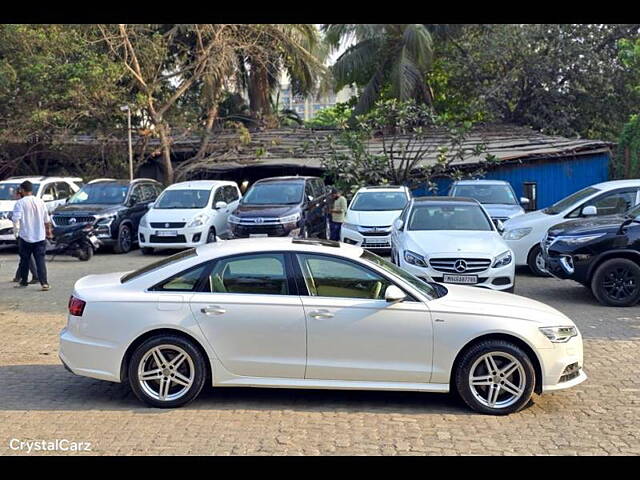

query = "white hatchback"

[
  {"left": 138, "top": 180, "right": 241, "bottom": 253},
  {"left": 59, "top": 237, "right": 585, "bottom": 415},
  {"left": 390, "top": 197, "right": 515, "bottom": 292}
]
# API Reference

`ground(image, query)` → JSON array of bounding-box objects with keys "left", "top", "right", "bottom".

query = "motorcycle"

[{"left": 46, "top": 223, "right": 101, "bottom": 261}]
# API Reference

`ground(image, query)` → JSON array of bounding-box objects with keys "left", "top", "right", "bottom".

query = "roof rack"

[
  {"left": 292, "top": 238, "right": 341, "bottom": 248},
  {"left": 6, "top": 176, "right": 46, "bottom": 181}
]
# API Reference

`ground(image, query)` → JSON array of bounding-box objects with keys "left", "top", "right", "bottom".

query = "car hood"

[
  {"left": 406, "top": 230, "right": 509, "bottom": 256},
  {"left": 346, "top": 209, "right": 403, "bottom": 227},
  {"left": 146, "top": 208, "right": 209, "bottom": 223},
  {"left": 548, "top": 214, "right": 626, "bottom": 236},
  {"left": 0, "top": 199, "right": 17, "bottom": 212},
  {"left": 481, "top": 204, "right": 525, "bottom": 219},
  {"left": 53, "top": 204, "right": 121, "bottom": 216},
  {"left": 503, "top": 209, "right": 556, "bottom": 230},
  {"left": 429, "top": 284, "right": 573, "bottom": 325},
  {"left": 232, "top": 203, "right": 300, "bottom": 218}
]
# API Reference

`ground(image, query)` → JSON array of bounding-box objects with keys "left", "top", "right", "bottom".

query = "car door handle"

[
  {"left": 200, "top": 305, "right": 226, "bottom": 315},
  {"left": 308, "top": 309, "right": 334, "bottom": 319}
]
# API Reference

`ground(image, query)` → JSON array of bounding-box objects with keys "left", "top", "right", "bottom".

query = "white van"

[{"left": 138, "top": 180, "right": 242, "bottom": 253}]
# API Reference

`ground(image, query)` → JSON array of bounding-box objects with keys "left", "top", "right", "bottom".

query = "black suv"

[
  {"left": 229, "top": 176, "right": 330, "bottom": 239},
  {"left": 52, "top": 179, "right": 164, "bottom": 253},
  {"left": 542, "top": 202, "right": 640, "bottom": 306}
]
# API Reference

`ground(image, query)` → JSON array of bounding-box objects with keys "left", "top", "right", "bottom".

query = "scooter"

[{"left": 47, "top": 223, "right": 101, "bottom": 261}]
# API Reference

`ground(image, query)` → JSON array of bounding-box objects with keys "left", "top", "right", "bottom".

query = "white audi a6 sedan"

[{"left": 59, "top": 237, "right": 586, "bottom": 415}]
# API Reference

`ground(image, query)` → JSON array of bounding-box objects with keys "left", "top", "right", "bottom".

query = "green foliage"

[
  {"left": 614, "top": 114, "right": 640, "bottom": 178},
  {"left": 304, "top": 102, "right": 354, "bottom": 129}
]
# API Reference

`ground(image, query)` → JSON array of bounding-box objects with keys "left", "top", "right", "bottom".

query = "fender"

[{"left": 586, "top": 249, "right": 640, "bottom": 280}]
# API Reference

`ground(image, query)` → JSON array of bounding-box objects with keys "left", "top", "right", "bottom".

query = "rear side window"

[
  {"left": 121, "top": 249, "right": 198, "bottom": 283},
  {"left": 154, "top": 264, "right": 209, "bottom": 291},
  {"left": 225, "top": 185, "right": 240, "bottom": 203}
]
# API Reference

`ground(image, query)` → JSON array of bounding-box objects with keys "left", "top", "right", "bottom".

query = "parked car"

[
  {"left": 448, "top": 179, "right": 527, "bottom": 227},
  {"left": 340, "top": 185, "right": 411, "bottom": 250},
  {"left": 0, "top": 176, "right": 83, "bottom": 244},
  {"left": 52, "top": 179, "right": 164, "bottom": 254},
  {"left": 60, "top": 237, "right": 585, "bottom": 414},
  {"left": 228, "top": 176, "right": 329, "bottom": 239},
  {"left": 390, "top": 197, "right": 515, "bottom": 292},
  {"left": 541, "top": 202, "right": 640, "bottom": 307},
  {"left": 503, "top": 180, "right": 640, "bottom": 276},
  {"left": 138, "top": 180, "right": 241, "bottom": 254}
]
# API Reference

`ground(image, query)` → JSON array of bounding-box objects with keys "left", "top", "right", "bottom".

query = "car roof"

[
  {"left": 195, "top": 237, "right": 363, "bottom": 260},
  {"left": 452, "top": 179, "right": 510, "bottom": 186},
  {"left": 85, "top": 178, "right": 160, "bottom": 187},
  {"left": 1, "top": 176, "right": 80, "bottom": 183},
  {"left": 411, "top": 196, "right": 480, "bottom": 205},
  {"left": 590, "top": 179, "right": 640, "bottom": 190},
  {"left": 165, "top": 180, "right": 235, "bottom": 190},
  {"left": 254, "top": 176, "right": 318, "bottom": 184},
  {"left": 356, "top": 185, "right": 409, "bottom": 193}
]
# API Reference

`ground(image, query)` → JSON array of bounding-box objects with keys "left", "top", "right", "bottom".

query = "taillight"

[{"left": 68, "top": 296, "right": 86, "bottom": 316}]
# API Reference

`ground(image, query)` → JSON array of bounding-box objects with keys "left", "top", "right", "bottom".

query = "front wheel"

[
  {"left": 527, "top": 245, "right": 550, "bottom": 277},
  {"left": 113, "top": 224, "right": 132, "bottom": 254},
  {"left": 128, "top": 335, "right": 207, "bottom": 408},
  {"left": 77, "top": 244, "right": 93, "bottom": 261},
  {"left": 455, "top": 340, "right": 535, "bottom": 415},
  {"left": 591, "top": 258, "right": 640, "bottom": 307}
]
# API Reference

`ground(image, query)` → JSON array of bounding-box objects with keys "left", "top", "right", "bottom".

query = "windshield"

[
  {"left": 408, "top": 204, "right": 493, "bottom": 231},
  {"left": 242, "top": 182, "right": 304, "bottom": 205},
  {"left": 68, "top": 183, "right": 129, "bottom": 205},
  {"left": 351, "top": 192, "right": 408, "bottom": 211},
  {"left": 361, "top": 250, "right": 442, "bottom": 299},
  {"left": 451, "top": 184, "right": 517, "bottom": 205},
  {"left": 544, "top": 187, "right": 600, "bottom": 215},
  {"left": 121, "top": 248, "right": 198, "bottom": 283},
  {"left": 0, "top": 183, "right": 40, "bottom": 201},
  {"left": 155, "top": 189, "right": 211, "bottom": 209}
]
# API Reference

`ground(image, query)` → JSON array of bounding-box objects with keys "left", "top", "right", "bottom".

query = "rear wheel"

[
  {"left": 77, "top": 245, "right": 93, "bottom": 261},
  {"left": 128, "top": 335, "right": 207, "bottom": 408},
  {"left": 113, "top": 224, "right": 132, "bottom": 254},
  {"left": 527, "top": 245, "right": 550, "bottom": 277},
  {"left": 455, "top": 339, "right": 535, "bottom": 415},
  {"left": 591, "top": 258, "right": 640, "bottom": 307}
]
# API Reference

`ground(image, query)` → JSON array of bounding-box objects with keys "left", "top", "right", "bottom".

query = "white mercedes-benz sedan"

[{"left": 59, "top": 237, "right": 586, "bottom": 415}]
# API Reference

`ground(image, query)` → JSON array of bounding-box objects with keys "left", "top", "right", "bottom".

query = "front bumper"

[
  {"left": 399, "top": 257, "right": 515, "bottom": 291},
  {"left": 505, "top": 234, "right": 540, "bottom": 267},
  {"left": 0, "top": 219, "right": 15, "bottom": 243},
  {"left": 539, "top": 334, "right": 586, "bottom": 393},
  {"left": 340, "top": 227, "right": 391, "bottom": 250},
  {"left": 139, "top": 225, "right": 209, "bottom": 249}
]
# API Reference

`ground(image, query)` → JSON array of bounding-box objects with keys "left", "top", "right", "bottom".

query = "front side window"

[
  {"left": 351, "top": 191, "right": 409, "bottom": 211},
  {"left": 55, "top": 182, "right": 72, "bottom": 200},
  {"left": 69, "top": 183, "right": 129, "bottom": 205},
  {"left": 155, "top": 189, "right": 212, "bottom": 209},
  {"left": 224, "top": 186, "right": 240, "bottom": 203},
  {"left": 208, "top": 253, "right": 289, "bottom": 295},
  {"left": 408, "top": 204, "right": 493, "bottom": 231},
  {"left": 296, "top": 253, "right": 392, "bottom": 300},
  {"left": 451, "top": 184, "right": 517, "bottom": 205},
  {"left": 567, "top": 189, "right": 638, "bottom": 219},
  {"left": 242, "top": 182, "right": 304, "bottom": 205},
  {"left": 544, "top": 186, "right": 599, "bottom": 215}
]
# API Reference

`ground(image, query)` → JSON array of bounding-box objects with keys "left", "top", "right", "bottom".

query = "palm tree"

[{"left": 323, "top": 24, "right": 434, "bottom": 116}]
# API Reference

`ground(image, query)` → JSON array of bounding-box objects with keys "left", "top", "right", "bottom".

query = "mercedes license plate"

[{"left": 443, "top": 274, "right": 478, "bottom": 284}]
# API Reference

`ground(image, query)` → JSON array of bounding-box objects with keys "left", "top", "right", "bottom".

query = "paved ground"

[{"left": 0, "top": 244, "right": 639, "bottom": 455}]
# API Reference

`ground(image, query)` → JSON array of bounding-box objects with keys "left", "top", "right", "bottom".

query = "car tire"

[
  {"left": 527, "top": 245, "right": 550, "bottom": 277},
  {"left": 141, "top": 247, "right": 154, "bottom": 255},
  {"left": 113, "top": 224, "right": 132, "bottom": 254},
  {"left": 77, "top": 245, "right": 93, "bottom": 261},
  {"left": 455, "top": 339, "right": 535, "bottom": 415},
  {"left": 206, "top": 227, "right": 216, "bottom": 244},
  {"left": 591, "top": 258, "right": 640, "bottom": 307},
  {"left": 128, "top": 334, "right": 207, "bottom": 409}
]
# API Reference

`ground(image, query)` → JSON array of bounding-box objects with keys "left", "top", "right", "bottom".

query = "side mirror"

[
  {"left": 215, "top": 201, "right": 228, "bottom": 210},
  {"left": 520, "top": 197, "right": 530, "bottom": 205},
  {"left": 41, "top": 194, "right": 54, "bottom": 202},
  {"left": 495, "top": 219, "right": 505, "bottom": 233},
  {"left": 384, "top": 285, "right": 406, "bottom": 303},
  {"left": 393, "top": 218, "right": 404, "bottom": 231},
  {"left": 582, "top": 205, "right": 597, "bottom": 217},
  {"left": 307, "top": 195, "right": 314, "bottom": 202},
  {"left": 147, "top": 202, "right": 154, "bottom": 209}
]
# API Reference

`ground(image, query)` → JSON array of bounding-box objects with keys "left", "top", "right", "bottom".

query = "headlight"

[
  {"left": 556, "top": 233, "right": 606, "bottom": 245},
  {"left": 280, "top": 213, "right": 301, "bottom": 224},
  {"left": 503, "top": 227, "right": 532, "bottom": 240},
  {"left": 188, "top": 214, "right": 209, "bottom": 228},
  {"left": 404, "top": 250, "right": 427, "bottom": 267},
  {"left": 228, "top": 215, "right": 242, "bottom": 224},
  {"left": 492, "top": 250, "right": 513, "bottom": 268},
  {"left": 95, "top": 214, "right": 116, "bottom": 225},
  {"left": 140, "top": 214, "right": 149, "bottom": 228},
  {"left": 539, "top": 326, "right": 578, "bottom": 343},
  {"left": 342, "top": 222, "right": 358, "bottom": 231}
]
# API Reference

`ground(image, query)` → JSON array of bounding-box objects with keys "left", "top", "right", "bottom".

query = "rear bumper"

[{"left": 59, "top": 326, "right": 122, "bottom": 383}]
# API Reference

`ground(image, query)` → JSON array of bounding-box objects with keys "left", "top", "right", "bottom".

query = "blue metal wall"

[{"left": 411, "top": 152, "right": 611, "bottom": 209}]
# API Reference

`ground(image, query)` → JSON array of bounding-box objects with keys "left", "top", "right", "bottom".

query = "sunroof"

[{"left": 292, "top": 238, "right": 341, "bottom": 248}]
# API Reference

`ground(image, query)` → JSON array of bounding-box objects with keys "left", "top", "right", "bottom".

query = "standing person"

[
  {"left": 11, "top": 187, "right": 39, "bottom": 284},
  {"left": 329, "top": 187, "right": 347, "bottom": 241},
  {"left": 12, "top": 180, "right": 52, "bottom": 291}
]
